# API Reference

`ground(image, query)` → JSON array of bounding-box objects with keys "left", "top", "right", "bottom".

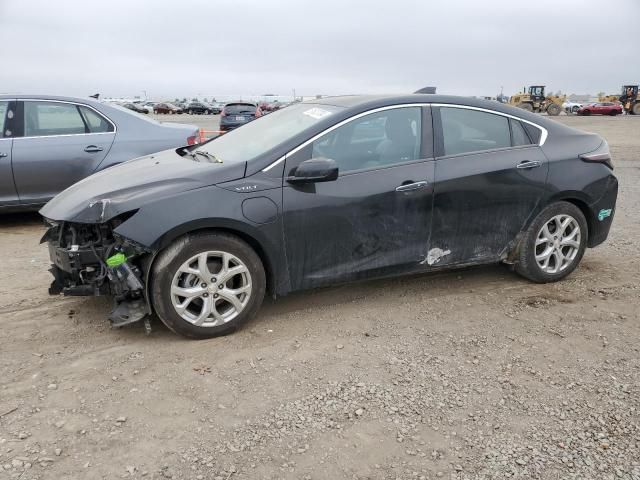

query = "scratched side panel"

[
  {"left": 430, "top": 146, "right": 548, "bottom": 266},
  {"left": 282, "top": 161, "right": 435, "bottom": 292}
]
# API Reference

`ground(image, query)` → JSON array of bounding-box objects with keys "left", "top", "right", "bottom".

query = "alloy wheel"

[
  {"left": 535, "top": 214, "right": 581, "bottom": 274},
  {"left": 170, "top": 251, "right": 252, "bottom": 327}
]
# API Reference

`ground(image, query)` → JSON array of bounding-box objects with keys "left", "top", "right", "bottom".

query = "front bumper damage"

[{"left": 41, "top": 217, "right": 153, "bottom": 330}]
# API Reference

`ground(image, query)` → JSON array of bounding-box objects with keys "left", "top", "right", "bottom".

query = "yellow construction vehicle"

[
  {"left": 508, "top": 86, "right": 565, "bottom": 116},
  {"left": 598, "top": 93, "right": 621, "bottom": 103},
  {"left": 620, "top": 85, "right": 640, "bottom": 114}
]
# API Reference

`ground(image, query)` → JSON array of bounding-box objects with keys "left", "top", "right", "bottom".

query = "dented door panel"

[
  {"left": 283, "top": 161, "right": 435, "bottom": 291},
  {"left": 430, "top": 146, "right": 548, "bottom": 266}
]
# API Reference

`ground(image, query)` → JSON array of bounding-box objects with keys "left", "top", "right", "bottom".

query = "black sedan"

[
  {"left": 185, "top": 102, "right": 213, "bottom": 115},
  {"left": 123, "top": 102, "right": 150, "bottom": 114},
  {"left": 41, "top": 95, "right": 617, "bottom": 339}
]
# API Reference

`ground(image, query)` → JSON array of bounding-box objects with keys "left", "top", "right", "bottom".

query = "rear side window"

[
  {"left": 510, "top": 119, "right": 532, "bottom": 146},
  {"left": 225, "top": 104, "right": 256, "bottom": 114},
  {"left": 24, "top": 101, "right": 86, "bottom": 137},
  {"left": 522, "top": 122, "right": 542, "bottom": 144},
  {"left": 79, "top": 106, "right": 114, "bottom": 133},
  {"left": 440, "top": 107, "right": 510, "bottom": 156}
]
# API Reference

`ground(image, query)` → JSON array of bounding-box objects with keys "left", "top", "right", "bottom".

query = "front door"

[
  {"left": 0, "top": 100, "right": 19, "bottom": 206},
  {"left": 430, "top": 106, "right": 548, "bottom": 266},
  {"left": 11, "top": 100, "right": 115, "bottom": 205},
  {"left": 283, "top": 106, "right": 435, "bottom": 291}
]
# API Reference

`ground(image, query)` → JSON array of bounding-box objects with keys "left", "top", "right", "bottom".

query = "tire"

[
  {"left": 632, "top": 103, "right": 640, "bottom": 115},
  {"left": 572, "top": 106, "right": 579, "bottom": 114},
  {"left": 151, "top": 232, "right": 266, "bottom": 339},
  {"left": 515, "top": 202, "right": 588, "bottom": 283},
  {"left": 609, "top": 109, "right": 618, "bottom": 116},
  {"left": 517, "top": 102, "right": 534, "bottom": 112},
  {"left": 546, "top": 103, "right": 561, "bottom": 116},
  {"left": 582, "top": 109, "right": 591, "bottom": 116}
]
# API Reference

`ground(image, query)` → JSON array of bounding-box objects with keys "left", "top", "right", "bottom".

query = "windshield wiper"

[{"left": 194, "top": 150, "right": 223, "bottom": 163}]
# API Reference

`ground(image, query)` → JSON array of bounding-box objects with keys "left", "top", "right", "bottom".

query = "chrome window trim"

[
  {"left": 262, "top": 102, "right": 548, "bottom": 172},
  {"left": 431, "top": 103, "right": 548, "bottom": 146},
  {"left": 14, "top": 98, "right": 117, "bottom": 140},
  {"left": 262, "top": 104, "right": 426, "bottom": 172}
]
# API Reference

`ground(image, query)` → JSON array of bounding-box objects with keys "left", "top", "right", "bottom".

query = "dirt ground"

[{"left": 1, "top": 114, "right": 639, "bottom": 480}]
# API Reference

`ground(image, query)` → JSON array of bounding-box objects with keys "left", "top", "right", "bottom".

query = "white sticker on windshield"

[{"left": 303, "top": 107, "right": 332, "bottom": 120}]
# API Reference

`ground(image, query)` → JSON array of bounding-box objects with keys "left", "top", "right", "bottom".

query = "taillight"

[
  {"left": 580, "top": 141, "right": 613, "bottom": 169},
  {"left": 187, "top": 135, "right": 198, "bottom": 146}
]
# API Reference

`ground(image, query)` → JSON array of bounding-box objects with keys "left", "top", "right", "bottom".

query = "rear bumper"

[{"left": 587, "top": 175, "right": 618, "bottom": 248}]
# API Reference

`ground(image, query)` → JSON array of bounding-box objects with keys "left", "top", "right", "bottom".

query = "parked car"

[
  {"left": 206, "top": 103, "right": 222, "bottom": 114},
  {"left": 0, "top": 95, "right": 200, "bottom": 212},
  {"left": 219, "top": 102, "right": 262, "bottom": 131},
  {"left": 577, "top": 102, "right": 622, "bottom": 116},
  {"left": 153, "top": 103, "right": 183, "bottom": 114},
  {"left": 123, "top": 103, "right": 150, "bottom": 114},
  {"left": 185, "top": 102, "right": 213, "bottom": 115},
  {"left": 40, "top": 95, "right": 617, "bottom": 339},
  {"left": 562, "top": 100, "right": 583, "bottom": 114}
]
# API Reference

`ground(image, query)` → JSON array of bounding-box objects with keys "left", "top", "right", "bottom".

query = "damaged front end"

[{"left": 41, "top": 213, "right": 152, "bottom": 329}]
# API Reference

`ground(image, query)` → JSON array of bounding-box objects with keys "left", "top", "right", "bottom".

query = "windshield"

[{"left": 196, "top": 103, "right": 343, "bottom": 163}]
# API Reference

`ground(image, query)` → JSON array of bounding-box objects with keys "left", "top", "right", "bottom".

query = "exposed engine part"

[{"left": 42, "top": 218, "right": 152, "bottom": 327}]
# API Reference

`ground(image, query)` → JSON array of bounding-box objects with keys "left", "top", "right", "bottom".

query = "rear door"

[
  {"left": 11, "top": 100, "right": 116, "bottom": 205},
  {"left": 0, "top": 100, "right": 19, "bottom": 206},
  {"left": 430, "top": 105, "right": 548, "bottom": 266}
]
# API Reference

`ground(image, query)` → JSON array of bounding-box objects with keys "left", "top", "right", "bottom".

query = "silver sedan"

[{"left": 0, "top": 95, "right": 200, "bottom": 212}]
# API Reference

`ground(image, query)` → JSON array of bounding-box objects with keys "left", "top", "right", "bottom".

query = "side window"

[
  {"left": 440, "top": 107, "right": 510, "bottom": 156},
  {"left": 311, "top": 107, "right": 422, "bottom": 173},
  {"left": 510, "top": 119, "right": 532, "bottom": 147},
  {"left": 0, "top": 102, "right": 7, "bottom": 137},
  {"left": 24, "top": 101, "right": 86, "bottom": 137},
  {"left": 522, "top": 122, "right": 542, "bottom": 144},
  {"left": 79, "top": 106, "right": 114, "bottom": 133}
]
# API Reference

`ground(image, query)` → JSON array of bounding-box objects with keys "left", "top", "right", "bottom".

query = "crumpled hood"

[{"left": 40, "top": 149, "right": 246, "bottom": 223}]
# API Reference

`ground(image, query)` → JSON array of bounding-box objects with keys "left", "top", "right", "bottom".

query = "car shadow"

[{"left": 0, "top": 211, "right": 43, "bottom": 229}]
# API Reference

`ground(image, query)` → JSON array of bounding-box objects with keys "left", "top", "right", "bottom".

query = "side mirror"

[{"left": 287, "top": 158, "right": 338, "bottom": 184}]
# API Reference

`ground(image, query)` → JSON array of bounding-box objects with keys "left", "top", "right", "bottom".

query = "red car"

[{"left": 577, "top": 102, "right": 622, "bottom": 116}]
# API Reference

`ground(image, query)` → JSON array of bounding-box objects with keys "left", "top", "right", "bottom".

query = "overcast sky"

[{"left": 0, "top": 0, "right": 637, "bottom": 100}]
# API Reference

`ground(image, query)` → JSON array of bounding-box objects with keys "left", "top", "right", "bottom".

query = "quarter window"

[
  {"left": 311, "top": 107, "right": 422, "bottom": 173},
  {"left": 510, "top": 119, "right": 532, "bottom": 147},
  {"left": 440, "top": 107, "right": 511, "bottom": 156},
  {"left": 79, "top": 106, "right": 114, "bottom": 133},
  {"left": 24, "top": 101, "right": 86, "bottom": 137}
]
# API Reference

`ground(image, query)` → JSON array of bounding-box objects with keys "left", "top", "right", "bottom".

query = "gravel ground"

[{"left": 0, "top": 114, "right": 638, "bottom": 480}]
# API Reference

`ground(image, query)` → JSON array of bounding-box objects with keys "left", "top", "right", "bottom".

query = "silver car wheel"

[
  {"left": 170, "top": 251, "right": 252, "bottom": 327},
  {"left": 535, "top": 214, "right": 581, "bottom": 274}
]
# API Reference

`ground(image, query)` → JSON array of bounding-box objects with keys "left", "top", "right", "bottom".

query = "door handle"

[
  {"left": 395, "top": 180, "right": 428, "bottom": 192},
  {"left": 0, "top": 153, "right": 7, "bottom": 158},
  {"left": 84, "top": 145, "right": 104, "bottom": 153},
  {"left": 516, "top": 160, "right": 541, "bottom": 169}
]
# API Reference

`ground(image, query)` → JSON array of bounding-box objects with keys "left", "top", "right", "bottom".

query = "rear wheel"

[
  {"left": 517, "top": 102, "right": 534, "bottom": 112},
  {"left": 609, "top": 109, "right": 618, "bottom": 116},
  {"left": 515, "top": 202, "right": 587, "bottom": 283},
  {"left": 582, "top": 109, "right": 591, "bottom": 116},
  {"left": 571, "top": 106, "right": 579, "bottom": 114},
  {"left": 632, "top": 103, "right": 640, "bottom": 115},
  {"left": 151, "top": 233, "right": 266, "bottom": 339},
  {"left": 546, "top": 103, "right": 561, "bottom": 116}
]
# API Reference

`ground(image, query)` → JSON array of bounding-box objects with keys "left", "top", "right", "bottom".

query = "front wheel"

[
  {"left": 515, "top": 202, "right": 588, "bottom": 283},
  {"left": 572, "top": 106, "right": 579, "bottom": 114},
  {"left": 546, "top": 103, "right": 561, "bottom": 116},
  {"left": 151, "top": 233, "right": 266, "bottom": 339}
]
